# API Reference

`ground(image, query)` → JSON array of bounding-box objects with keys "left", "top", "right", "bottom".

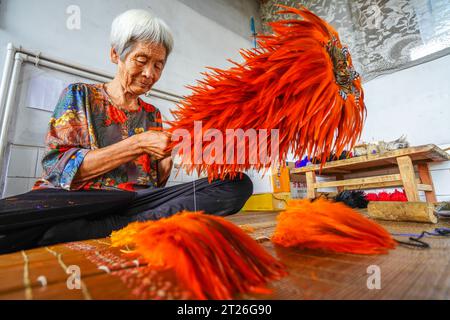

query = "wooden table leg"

[
  {"left": 336, "top": 174, "right": 345, "bottom": 193},
  {"left": 397, "top": 156, "right": 420, "bottom": 202},
  {"left": 306, "top": 171, "right": 317, "bottom": 199},
  {"left": 417, "top": 163, "right": 437, "bottom": 203}
]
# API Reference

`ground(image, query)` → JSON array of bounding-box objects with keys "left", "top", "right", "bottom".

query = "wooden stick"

[
  {"left": 417, "top": 163, "right": 437, "bottom": 203},
  {"left": 305, "top": 171, "right": 317, "bottom": 199},
  {"left": 397, "top": 156, "right": 420, "bottom": 202}
]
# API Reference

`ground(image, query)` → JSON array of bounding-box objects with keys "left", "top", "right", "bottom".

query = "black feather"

[{"left": 335, "top": 190, "right": 368, "bottom": 208}]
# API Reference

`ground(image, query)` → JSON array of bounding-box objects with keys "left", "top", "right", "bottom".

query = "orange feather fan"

[
  {"left": 167, "top": 5, "right": 366, "bottom": 181},
  {"left": 272, "top": 199, "right": 396, "bottom": 254},
  {"left": 110, "top": 211, "right": 287, "bottom": 300}
]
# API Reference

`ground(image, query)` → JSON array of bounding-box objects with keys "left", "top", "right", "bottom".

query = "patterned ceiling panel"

[{"left": 259, "top": 0, "right": 450, "bottom": 81}]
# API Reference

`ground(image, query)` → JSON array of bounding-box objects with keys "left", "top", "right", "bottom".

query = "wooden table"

[
  {"left": 290, "top": 144, "right": 449, "bottom": 202},
  {"left": 0, "top": 210, "right": 449, "bottom": 300}
]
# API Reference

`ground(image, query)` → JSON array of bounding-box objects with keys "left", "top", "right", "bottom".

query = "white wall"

[
  {"left": 361, "top": 54, "right": 450, "bottom": 146},
  {"left": 353, "top": 54, "right": 450, "bottom": 201},
  {"left": 0, "top": 0, "right": 260, "bottom": 97},
  {"left": 0, "top": 0, "right": 261, "bottom": 196}
]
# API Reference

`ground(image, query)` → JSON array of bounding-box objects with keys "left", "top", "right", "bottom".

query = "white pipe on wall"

[
  {"left": 22, "top": 55, "right": 113, "bottom": 83},
  {"left": 0, "top": 44, "right": 16, "bottom": 124},
  {"left": 17, "top": 46, "right": 183, "bottom": 102},
  {"left": 18, "top": 46, "right": 117, "bottom": 81},
  {"left": 0, "top": 54, "right": 24, "bottom": 196},
  {"left": 145, "top": 90, "right": 181, "bottom": 103},
  {"left": 0, "top": 43, "right": 182, "bottom": 113},
  {"left": 21, "top": 55, "right": 180, "bottom": 102}
]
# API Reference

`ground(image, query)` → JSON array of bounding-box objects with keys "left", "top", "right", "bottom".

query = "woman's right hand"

[{"left": 134, "top": 130, "right": 172, "bottom": 160}]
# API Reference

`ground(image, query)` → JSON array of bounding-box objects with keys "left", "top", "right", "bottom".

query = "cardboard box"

[
  {"left": 246, "top": 165, "right": 291, "bottom": 194},
  {"left": 290, "top": 180, "right": 307, "bottom": 199}
]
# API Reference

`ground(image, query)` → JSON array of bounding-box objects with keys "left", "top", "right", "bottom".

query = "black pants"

[{"left": 0, "top": 173, "right": 253, "bottom": 254}]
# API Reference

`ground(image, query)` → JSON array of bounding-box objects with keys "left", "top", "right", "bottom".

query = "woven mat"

[{"left": 0, "top": 210, "right": 449, "bottom": 300}]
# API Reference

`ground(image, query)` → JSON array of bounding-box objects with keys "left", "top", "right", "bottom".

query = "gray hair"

[{"left": 110, "top": 9, "right": 174, "bottom": 60}]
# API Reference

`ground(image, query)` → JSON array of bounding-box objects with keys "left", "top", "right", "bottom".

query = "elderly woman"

[{"left": 0, "top": 9, "right": 252, "bottom": 253}]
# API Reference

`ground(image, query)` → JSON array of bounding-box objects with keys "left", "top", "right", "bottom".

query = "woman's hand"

[
  {"left": 135, "top": 130, "right": 172, "bottom": 160},
  {"left": 158, "top": 156, "right": 173, "bottom": 187},
  {"left": 72, "top": 129, "right": 172, "bottom": 187}
]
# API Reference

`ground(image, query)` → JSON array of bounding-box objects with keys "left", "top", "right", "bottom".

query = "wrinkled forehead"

[{"left": 127, "top": 41, "right": 167, "bottom": 61}]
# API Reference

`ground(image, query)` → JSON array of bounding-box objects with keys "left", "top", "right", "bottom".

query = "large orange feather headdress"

[{"left": 167, "top": 5, "right": 365, "bottom": 181}]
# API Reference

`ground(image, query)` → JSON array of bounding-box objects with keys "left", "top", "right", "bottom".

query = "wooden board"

[
  {"left": 368, "top": 201, "right": 438, "bottom": 224},
  {"left": 291, "top": 144, "right": 449, "bottom": 175},
  {"left": 0, "top": 210, "right": 449, "bottom": 300}
]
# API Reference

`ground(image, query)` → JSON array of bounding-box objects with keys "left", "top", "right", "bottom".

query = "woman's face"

[{"left": 114, "top": 41, "right": 167, "bottom": 96}]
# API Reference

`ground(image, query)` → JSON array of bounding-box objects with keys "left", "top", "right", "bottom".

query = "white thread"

[{"left": 193, "top": 176, "right": 197, "bottom": 212}]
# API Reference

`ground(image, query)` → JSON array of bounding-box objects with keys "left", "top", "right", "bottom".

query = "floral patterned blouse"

[{"left": 33, "top": 83, "right": 164, "bottom": 192}]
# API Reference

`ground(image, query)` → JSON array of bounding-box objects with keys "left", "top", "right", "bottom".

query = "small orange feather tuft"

[
  {"left": 272, "top": 199, "right": 396, "bottom": 255},
  {"left": 111, "top": 211, "right": 287, "bottom": 299}
]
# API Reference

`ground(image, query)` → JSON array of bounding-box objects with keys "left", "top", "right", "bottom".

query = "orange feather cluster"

[
  {"left": 272, "top": 199, "right": 396, "bottom": 254},
  {"left": 110, "top": 211, "right": 286, "bottom": 299},
  {"left": 167, "top": 5, "right": 366, "bottom": 181}
]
